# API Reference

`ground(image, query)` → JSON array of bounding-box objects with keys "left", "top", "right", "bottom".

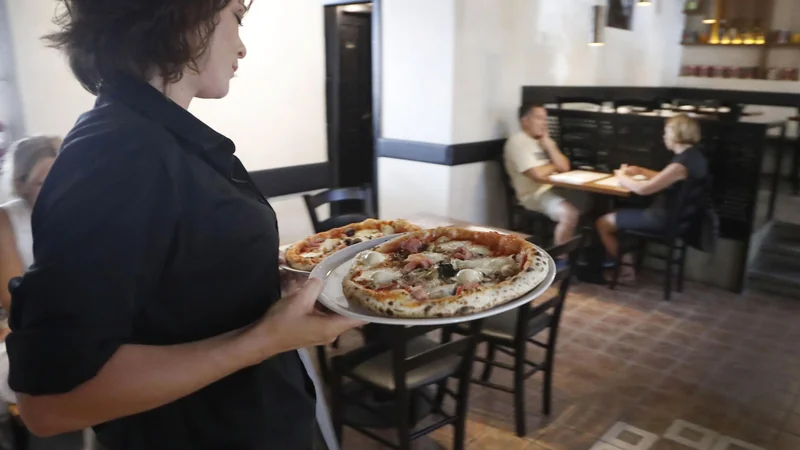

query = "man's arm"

[
  {"left": 523, "top": 164, "right": 558, "bottom": 183},
  {"left": 540, "top": 137, "right": 571, "bottom": 173}
]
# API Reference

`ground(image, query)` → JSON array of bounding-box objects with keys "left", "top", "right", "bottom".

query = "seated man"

[{"left": 504, "top": 104, "right": 583, "bottom": 254}]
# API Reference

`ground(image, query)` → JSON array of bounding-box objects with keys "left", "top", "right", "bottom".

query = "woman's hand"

[
  {"left": 619, "top": 164, "right": 641, "bottom": 176},
  {"left": 252, "top": 278, "right": 365, "bottom": 360}
]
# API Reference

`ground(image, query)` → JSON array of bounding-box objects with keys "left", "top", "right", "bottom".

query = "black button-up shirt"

[{"left": 6, "top": 75, "right": 315, "bottom": 449}]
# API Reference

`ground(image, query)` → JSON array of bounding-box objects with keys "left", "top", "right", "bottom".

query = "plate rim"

[{"left": 310, "top": 237, "right": 557, "bottom": 326}]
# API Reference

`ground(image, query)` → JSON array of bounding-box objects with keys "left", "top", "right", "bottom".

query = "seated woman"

[
  {"left": 0, "top": 136, "right": 86, "bottom": 450},
  {"left": 596, "top": 114, "right": 708, "bottom": 283}
]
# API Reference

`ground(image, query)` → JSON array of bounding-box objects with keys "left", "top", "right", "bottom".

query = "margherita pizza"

[
  {"left": 342, "top": 227, "right": 548, "bottom": 318},
  {"left": 285, "top": 219, "right": 422, "bottom": 271}
]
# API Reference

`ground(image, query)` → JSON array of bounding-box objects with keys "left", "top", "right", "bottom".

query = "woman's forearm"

[{"left": 18, "top": 325, "right": 272, "bottom": 437}]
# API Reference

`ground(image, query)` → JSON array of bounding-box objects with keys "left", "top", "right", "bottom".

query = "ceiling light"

[{"left": 590, "top": 5, "right": 606, "bottom": 46}]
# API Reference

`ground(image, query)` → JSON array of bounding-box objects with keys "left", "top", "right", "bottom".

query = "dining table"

[{"left": 540, "top": 169, "right": 637, "bottom": 284}]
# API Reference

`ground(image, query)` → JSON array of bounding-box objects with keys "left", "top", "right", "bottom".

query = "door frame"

[{"left": 323, "top": 0, "right": 382, "bottom": 216}]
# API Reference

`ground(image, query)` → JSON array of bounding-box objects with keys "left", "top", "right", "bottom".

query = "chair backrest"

[
  {"left": 664, "top": 171, "right": 711, "bottom": 240},
  {"left": 495, "top": 154, "right": 521, "bottom": 227},
  {"left": 303, "top": 185, "right": 376, "bottom": 233},
  {"left": 516, "top": 235, "right": 582, "bottom": 333},
  {"left": 386, "top": 322, "right": 484, "bottom": 394}
]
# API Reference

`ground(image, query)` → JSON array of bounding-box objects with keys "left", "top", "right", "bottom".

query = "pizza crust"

[{"left": 342, "top": 228, "right": 548, "bottom": 318}]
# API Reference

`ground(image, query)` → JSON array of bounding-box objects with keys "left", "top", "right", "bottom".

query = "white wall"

[
  {"left": 381, "top": 0, "right": 456, "bottom": 145},
  {"left": 452, "top": 0, "right": 684, "bottom": 144},
  {"left": 6, "top": 0, "right": 328, "bottom": 242},
  {"left": 380, "top": 0, "right": 685, "bottom": 227}
]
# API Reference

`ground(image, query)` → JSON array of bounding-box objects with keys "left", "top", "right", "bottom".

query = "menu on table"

[{"left": 548, "top": 170, "right": 610, "bottom": 185}]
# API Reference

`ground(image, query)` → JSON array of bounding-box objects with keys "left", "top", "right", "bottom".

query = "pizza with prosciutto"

[
  {"left": 284, "top": 219, "right": 421, "bottom": 271},
  {"left": 342, "top": 227, "right": 548, "bottom": 318}
]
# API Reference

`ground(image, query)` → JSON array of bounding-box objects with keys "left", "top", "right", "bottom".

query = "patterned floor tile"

[
  {"left": 600, "top": 422, "right": 659, "bottom": 450},
  {"left": 663, "top": 420, "right": 719, "bottom": 450}
]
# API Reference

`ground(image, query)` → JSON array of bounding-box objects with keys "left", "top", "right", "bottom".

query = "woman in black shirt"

[
  {"left": 6, "top": 1, "right": 363, "bottom": 449},
  {"left": 596, "top": 114, "right": 708, "bottom": 283}
]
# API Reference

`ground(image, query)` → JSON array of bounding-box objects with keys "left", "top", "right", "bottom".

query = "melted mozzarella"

[
  {"left": 437, "top": 240, "right": 470, "bottom": 252},
  {"left": 358, "top": 251, "right": 386, "bottom": 267},
  {"left": 357, "top": 269, "right": 403, "bottom": 285},
  {"left": 422, "top": 252, "right": 447, "bottom": 264},
  {"left": 300, "top": 251, "right": 324, "bottom": 258},
  {"left": 436, "top": 240, "right": 491, "bottom": 256},
  {"left": 355, "top": 229, "right": 383, "bottom": 239},
  {"left": 380, "top": 225, "right": 395, "bottom": 235},
  {"left": 455, "top": 269, "right": 483, "bottom": 284},
  {"left": 454, "top": 256, "right": 516, "bottom": 275},
  {"left": 321, "top": 238, "right": 341, "bottom": 252}
]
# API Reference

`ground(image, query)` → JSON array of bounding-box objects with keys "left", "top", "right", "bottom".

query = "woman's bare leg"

[{"left": 596, "top": 213, "right": 635, "bottom": 280}]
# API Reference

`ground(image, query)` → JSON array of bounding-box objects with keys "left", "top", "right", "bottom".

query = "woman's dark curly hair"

[{"left": 43, "top": 0, "right": 251, "bottom": 94}]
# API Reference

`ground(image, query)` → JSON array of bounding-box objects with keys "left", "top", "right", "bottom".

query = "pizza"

[
  {"left": 342, "top": 227, "right": 548, "bottom": 318},
  {"left": 285, "top": 219, "right": 422, "bottom": 271}
]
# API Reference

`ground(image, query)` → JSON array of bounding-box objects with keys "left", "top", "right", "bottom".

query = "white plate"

[{"left": 310, "top": 236, "right": 557, "bottom": 326}]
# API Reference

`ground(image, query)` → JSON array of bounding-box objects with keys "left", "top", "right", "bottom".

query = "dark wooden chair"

[
  {"left": 441, "top": 235, "right": 581, "bottom": 437},
  {"left": 609, "top": 179, "right": 705, "bottom": 300},
  {"left": 303, "top": 185, "right": 375, "bottom": 233},
  {"left": 330, "top": 321, "right": 484, "bottom": 450},
  {"left": 496, "top": 155, "right": 555, "bottom": 245}
]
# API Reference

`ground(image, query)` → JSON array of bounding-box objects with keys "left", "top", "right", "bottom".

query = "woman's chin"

[{"left": 196, "top": 83, "right": 231, "bottom": 100}]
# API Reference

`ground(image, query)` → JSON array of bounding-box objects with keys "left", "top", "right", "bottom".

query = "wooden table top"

[{"left": 543, "top": 171, "right": 631, "bottom": 197}]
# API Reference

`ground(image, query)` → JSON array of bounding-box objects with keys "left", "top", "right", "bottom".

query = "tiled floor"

[{"left": 327, "top": 272, "right": 800, "bottom": 450}]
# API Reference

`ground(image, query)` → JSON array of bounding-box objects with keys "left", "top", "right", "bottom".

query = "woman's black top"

[{"left": 6, "top": 75, "right": 315, "bottom": 450}]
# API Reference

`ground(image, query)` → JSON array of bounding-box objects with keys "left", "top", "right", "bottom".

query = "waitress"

[{"left": 6, "top": 1, "right": 363, "bottom": 449}]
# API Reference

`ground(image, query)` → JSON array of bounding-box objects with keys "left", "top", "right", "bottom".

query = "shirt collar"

[{"left": 100, "top": 74, "right": 236, "bottom": 175}]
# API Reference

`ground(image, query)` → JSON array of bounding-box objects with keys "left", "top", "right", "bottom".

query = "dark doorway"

[{"left": 325, "top": 2, "right": 375, "bottom": 215}]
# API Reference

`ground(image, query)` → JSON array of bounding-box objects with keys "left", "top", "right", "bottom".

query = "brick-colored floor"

[{"left": 328, "top": 273, "right": 800, "bottom": 450}]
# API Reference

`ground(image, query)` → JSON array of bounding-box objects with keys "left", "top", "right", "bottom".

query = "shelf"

[
  {"left": 681, "top": 42, "right": 766, "bottom": 47},
  {"left": 681, "top": 43, "right": 800, "bottom": 49}
]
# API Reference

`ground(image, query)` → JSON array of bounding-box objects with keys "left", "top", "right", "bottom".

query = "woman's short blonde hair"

[{"left": 666, "top": 114, "right": 701, "bottom": 145}]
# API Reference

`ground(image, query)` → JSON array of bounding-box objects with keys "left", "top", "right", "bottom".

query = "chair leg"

[
  {"left": 635, "top": 241, "right": 647, "bottom": 273},
  {"left": 481, "top": 343, "right": 497, "bottom": 382},
  {"left": 664, "top": 246, "right": 675, "bottom": 301},
  {"left": 395, "top": 388, "right": 411, "bottom": 450},
  {"left": 514, "top": 342, "right": 527, "bottom": 437},
  {"left": 677, "top": 244, "right": 687, "bottom": 293},
  {"left": 542, "top": 343, "right": 556, "bottom": 417},
  {"left": 434, "top": 328, "right": 454, "bottom": 412},
  {"left": 609, "top": 235, "right": 625, "bottom": 290}
]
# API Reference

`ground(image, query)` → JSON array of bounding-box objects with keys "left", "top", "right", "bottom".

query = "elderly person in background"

[
  {"left": 595, "top": 114, "right": 709, "bottom": 283},
  {"left": 0, "top": 136, "right": 86, "bottom": 449}
]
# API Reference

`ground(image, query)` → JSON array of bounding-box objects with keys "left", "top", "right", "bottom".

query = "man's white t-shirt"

[{"left": 503, "top": 131, "right": 555, "bottom": 203}]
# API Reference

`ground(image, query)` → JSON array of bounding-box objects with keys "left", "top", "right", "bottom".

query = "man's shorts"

[{"left": 519, "top": 188, "right": 588, "bottom": 222}]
